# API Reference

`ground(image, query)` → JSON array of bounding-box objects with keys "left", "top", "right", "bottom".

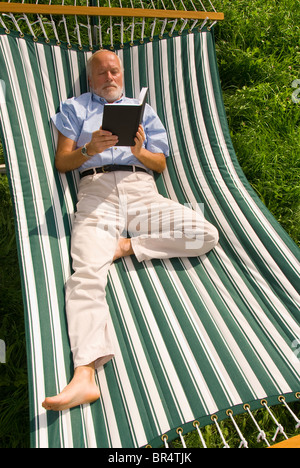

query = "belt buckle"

[{"left": 101, "top": 165, "right": 110, "bottom": 173}]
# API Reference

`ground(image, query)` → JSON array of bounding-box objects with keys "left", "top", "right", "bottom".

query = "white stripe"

[
  {"left": 52, "top": 45, "right": 69, "bottom": 102},
  {"left": 97, "top": 367, "right": 122, "bottom": 448},
  {"left": 116, "top": 48, "right": 123, "bottom": 72},
  {"left": 145, "top": 42, "right": 157, "bottom": 113},
  {"left": 130, "top": 45, "right": 140, "bottom": 99},
  {"left": 81, "top": 404, "right": 97, "bottom": 448},
  {"left": 68, "top": 48, "right": 82, "bottom": 97}
]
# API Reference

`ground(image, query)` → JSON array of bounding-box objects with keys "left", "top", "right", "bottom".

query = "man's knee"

[
  {"left": 185, "top": 221, "right": 218, "bottom": 255},
  {"left": 209, "top": 224, "right": 219, "bottom": 248}
]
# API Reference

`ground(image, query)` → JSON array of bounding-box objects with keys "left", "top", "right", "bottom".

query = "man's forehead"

[{"left": 92, "top": 52, "right": 121, "bottom": 70}]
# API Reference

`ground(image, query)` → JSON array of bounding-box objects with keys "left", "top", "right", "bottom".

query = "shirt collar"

[{"left": 92, "top": 92, "right": 125, "bottom": 105}]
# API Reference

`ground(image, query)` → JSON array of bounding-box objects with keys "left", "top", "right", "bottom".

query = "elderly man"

[{"left": 42, "top": 50, "right": 218, "bottom": 411}]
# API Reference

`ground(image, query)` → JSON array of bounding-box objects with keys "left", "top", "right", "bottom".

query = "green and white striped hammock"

[{"left": 0, "top": 17, "right": 299, "bottom": 448}]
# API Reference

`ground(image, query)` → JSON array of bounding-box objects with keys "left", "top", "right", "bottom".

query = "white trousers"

[{"left": 66, "top": 170, "right": 219, "bottom": 369}]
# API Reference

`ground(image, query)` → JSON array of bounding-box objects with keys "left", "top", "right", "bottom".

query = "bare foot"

[
  {"left": 42, "top": 364, "right": 100, "bottom": 411},
  {"left": 113, "top": 237, "right": 134, "bottom": 261}
]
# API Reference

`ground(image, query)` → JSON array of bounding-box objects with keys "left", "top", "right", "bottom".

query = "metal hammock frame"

[{"left": 0, "top": 0, "right": 223, "bottom": 49}]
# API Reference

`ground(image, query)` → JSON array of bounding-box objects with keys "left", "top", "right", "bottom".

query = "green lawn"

[{"left": 0, "top": 0, "right": 299, "bottom": 448}]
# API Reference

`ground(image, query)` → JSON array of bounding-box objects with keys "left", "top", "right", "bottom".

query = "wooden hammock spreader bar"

[{"left": 0, "top": 3, "right": 224, "bottom": 21}]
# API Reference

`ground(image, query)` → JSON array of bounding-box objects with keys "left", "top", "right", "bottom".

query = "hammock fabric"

[{"left": 0, "top": 28, "right": 299, "bottom": 448}]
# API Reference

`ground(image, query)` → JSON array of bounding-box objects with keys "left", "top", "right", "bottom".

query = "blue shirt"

[{"left": 52, "top": 92, "right": 169, "bottom": 172}]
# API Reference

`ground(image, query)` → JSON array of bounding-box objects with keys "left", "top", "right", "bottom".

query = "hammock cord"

[
  {"left": 262, "top": 401, "right": 289, "bottom": 442},
  {"left": 193, "top": 421, "right": 208, "bottom": 448},
  {"left": 226, "top": 410, "right": 248, "bottom": 448},
  {"left": 0, "top": 0, "right": 221, "bottom": 48},
  {"left": 244, "top": 405, "right": 270, "bottom": 447},
  {"left": 212, "top": 416, "right": 230, "bottom": 449},
  {"left": 279, "top": 396, "right": 300, "bottom": 429}
]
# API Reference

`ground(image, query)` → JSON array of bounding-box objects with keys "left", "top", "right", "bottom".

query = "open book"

[{"left": 102, "top": 87, "right": 148, "bottom": 146}]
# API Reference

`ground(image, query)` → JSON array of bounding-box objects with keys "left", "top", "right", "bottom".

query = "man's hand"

[
  {"left": 130, "top": 124, "right": 166, "bottom": 173},
  {"left": 55, "top": 124, "right": 166, "bottom": 174},
  {"left": 131, "top": 125, "right": 145, "bottom": 158},
  {"left": 55, "top": 128, "right": 119, "bottom": 173},
  {"left": 87, "top": 127, "right": 119, "bottom": 156}
]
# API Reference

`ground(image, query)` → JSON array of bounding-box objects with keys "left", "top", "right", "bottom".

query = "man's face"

[{"left": 89, "top": 51, "right": 123, "bottom": 102}]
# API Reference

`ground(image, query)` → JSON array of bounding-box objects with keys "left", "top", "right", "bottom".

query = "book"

[{"left": 102, "top": 87, "right": 148, "bottom": 146}]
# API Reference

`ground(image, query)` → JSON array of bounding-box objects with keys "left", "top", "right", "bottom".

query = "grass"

[
  {"left": 213, "top": 0, "right": 300, "bottom": 246},
  {"left": 0, "top": 0, "right": 299, "bottom": 448}
]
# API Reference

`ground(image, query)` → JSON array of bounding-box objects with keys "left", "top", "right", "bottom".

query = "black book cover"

[{"left": 102, "top": 87, "right": 148, "bottom": 146}]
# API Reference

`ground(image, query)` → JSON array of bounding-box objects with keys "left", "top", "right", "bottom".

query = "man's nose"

[{"left": 106, "top": 71, "right": 114, "bottom": 81}]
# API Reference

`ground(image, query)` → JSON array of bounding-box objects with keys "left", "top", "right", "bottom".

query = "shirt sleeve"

[
  {"left": 51, "top": 98, "right": 82, "bottom": 142},
  {"left": 143, "top": 104, "right": 170, "bottom": 157}
]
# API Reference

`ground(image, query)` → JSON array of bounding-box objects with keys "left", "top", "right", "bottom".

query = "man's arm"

[
  {"left": 55, "top": 125, "right": 166, "bottom": 174},
  {"left": 55, "top": 128, "right": 119, "bottom": 173}
]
